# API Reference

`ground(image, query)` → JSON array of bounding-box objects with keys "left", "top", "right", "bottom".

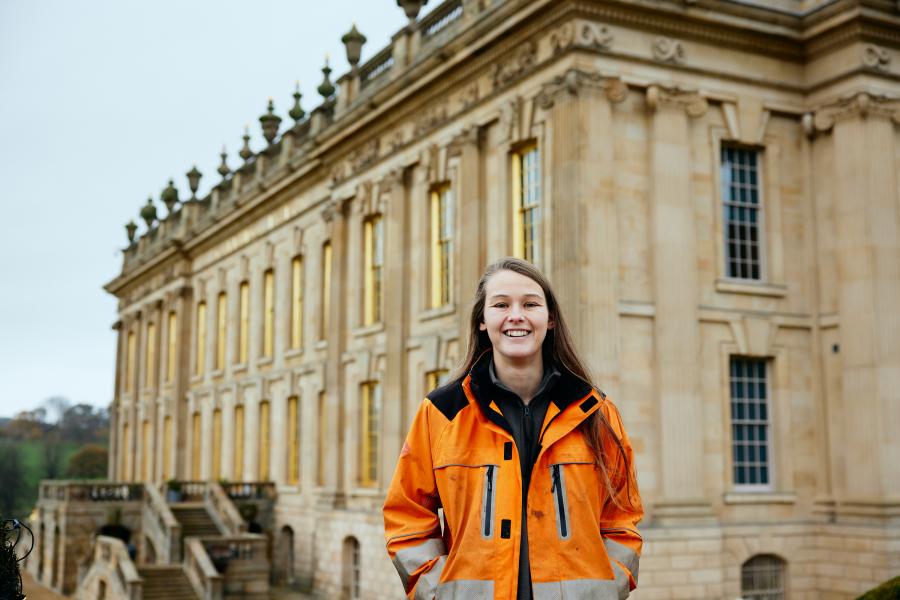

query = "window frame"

[
  {"left": 195, "top": 302, "right": 207, "bottom": 377},
  {"left": 729, "top": 356, "right": 774, "bottom": 493},
  {"left": 719, "top": 143, "right": 767, "bottom": 282},
  {"left": 359, "top": 381, "right": 381, "bottom": 487},
  {"left": 290, "top": 256, "right": 304, "bottom": 350},
  {"left": 511, "top": 142, "right": 542, "bottom": 266},
  {"left": 429, "top": 183, "right": 454, "bottom": 309},
  {"left": 363, "top": 215, "right": 384, "bottom": 326},
  {"left": 238, "top": 281, "right": 249, "bottom": 364},
  {"left": 741, "top": 554, "right": 787, "bottom": 600}
]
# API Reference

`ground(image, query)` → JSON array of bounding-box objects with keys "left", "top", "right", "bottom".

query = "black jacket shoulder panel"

[{"left": 427, "top": 380, "right": 469, "bottom": 423}]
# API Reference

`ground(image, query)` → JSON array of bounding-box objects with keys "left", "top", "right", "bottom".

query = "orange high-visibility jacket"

[{"left": 384, "top": 360, "right": 643, "bottom": 600}]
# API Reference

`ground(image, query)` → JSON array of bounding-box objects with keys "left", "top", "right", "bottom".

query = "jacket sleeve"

[
  {"left": 384, "top": 399, "right": 447, "bottom": 600},
  {"left": 598, "top": 398, "right": 644, "bottom": 598}
]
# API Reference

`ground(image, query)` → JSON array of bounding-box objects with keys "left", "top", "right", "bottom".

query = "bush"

[{"left": 857, "top": 576, "right": 900, "bottom": 600}]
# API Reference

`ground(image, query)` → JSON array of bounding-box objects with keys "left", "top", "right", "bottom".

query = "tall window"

[
  {"left": 166, "top": 312, "right": 177, "bottom": 383},
  {"left": 122, "top": 421, "right": 131, "bottom": 480},
  {"left": 125, "top": 331, "right": 136, "bottom": 393},
  {"left": 512, "top": 145, "right": 541, "bottom": 264},
  {"left": 233, "top": 404, "right": 244, "bottom": 480},
  {"left": 263, "top": 270, "right": 275, "bottom": 358},
  {"left": 162, "top": 416, "right": 173, "bottom": 480},
  {"left": 721, "top": 146, "right": 762, "bottom": 280},
  {"left": 216, "top": 292, "right": 227, "bottom": 370},
  {"left": 317, "top": 392, "right": 327, "bottom": 486},
  {"left": 142, "top": 420, "right": 152, "bottom": 481},
  {"left": 238, "top": 282, "right": 249, "bottom": 364},
  {"left": 430, "top": 185, "right": 453, "bottom": 308},
  {"left": 291, "top": 257, "right": 303, "bottom": 350},
  {"left": 426, "top": 369, "right": 449, "bottom": 393},
  {"left": 287, "top": 396, "right": 300, "bottom": 485},
  {"left": 363, "top": 216, "right": 384, "bottom": 325},
  {"left": 342, "top": 537, "right": 361, "bottom": 600},
  {"left": 731, "top": 357, "right": 771, "bottom": 488},
  {"left": 741, "top": 554, "right": 786, "bottom": 600},
  {"left": 195, "top": 302, "right": 207, "bottom": 376},
  {"left": 192, "top": 412, "right": 201, "bottom": 479},
  {"left": 259, "top": 400, "right": 271, "bottom": 480},
  {"left": 320, "top": 242, "right": 332, "bottom": 340},
  {"left": 360, "top": 381, "right": 381, "bottom": 487},
  {"left": 144, "top": 322, "right": 156, "bottom": 388},
  {"left": 212, "top": 408, "right": 222, "bottom": 480}
]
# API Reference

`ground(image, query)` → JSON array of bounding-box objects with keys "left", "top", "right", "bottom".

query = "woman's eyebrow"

[{"left": 487, "top": 292, "right": 544, "bottom": 301}]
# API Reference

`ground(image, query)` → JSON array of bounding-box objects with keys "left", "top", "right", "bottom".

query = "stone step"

[{"left": 138, "top": 566, "right": 198, "bottom": 600}]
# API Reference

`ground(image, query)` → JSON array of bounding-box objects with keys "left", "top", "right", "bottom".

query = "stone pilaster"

[
  {"left": 808, "top": 92, "right": 900, "bottom": 521},
  {"left": 320, "top": 196, "right": 350, "bottom": 507},
  {"left": 381, "top": 168, "right": 408, "bottom": 491},
  {"left": 109, "top": 321, "right": 122, "bottom": 479},
  {"left": 451, "top": 126, "right": 483, "bottom": 344},
  {"left": 539, "top": 69, "right": 627, "bottom": 384},
  {"left": 646, "top": 84, "right": 714, "bottom": 522}
]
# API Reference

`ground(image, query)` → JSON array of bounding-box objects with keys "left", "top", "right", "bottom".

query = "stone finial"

[
  {"left": 317, "top": 57, "right": 336, "bottom": 100},
  {"left": 397, "top": 0, "right": 428, "bottom": 23},
  {"left": 341, "top": 24, "right": 367, "bottom": 68},
  {"left": 160, "top": 179, "right": 179, "bottom": 214},
  {"left": 259, "top": 98, "right": 282, "bottom": 144},
  {"left": 289, "top": 82, "right": 305, "bottom": 122},
  {"left": 186, "top": 165, "right": 202, "bottom": 199},
  {"left": 218, "top": 146, "right": 231, "bottom": 178},
  {"left": 125, "top": 220, "right": 138, "bottom": 243},
  {"left": 239, "top": 126, "right": 253, "bottom": 162},
  {"left": 140, "top": 197, "right": 158, "bottom": 229}
]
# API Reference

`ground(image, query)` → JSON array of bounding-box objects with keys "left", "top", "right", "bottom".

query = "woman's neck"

[{"left": 492, "top": 351, "right": 544, "bottom": 405}]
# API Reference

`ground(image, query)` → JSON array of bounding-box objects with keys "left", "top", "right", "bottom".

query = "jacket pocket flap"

[{"left": 433, "top": 447, "right": 497, "bottom": 469}]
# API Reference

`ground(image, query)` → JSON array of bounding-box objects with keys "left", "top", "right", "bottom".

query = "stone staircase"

[
  {"left": 170, "top": 504, "right": 223, "bottom": 539},
  {"left": 138, "top": 565, "right": 198, "bottom": 600}
]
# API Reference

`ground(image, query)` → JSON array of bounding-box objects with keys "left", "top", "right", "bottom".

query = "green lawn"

[{"left": 4, "top": 440, "right": 85, "bottom": 517}]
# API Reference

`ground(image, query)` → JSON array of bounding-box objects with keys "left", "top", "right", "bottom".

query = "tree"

[
  {"left": 59, "top": 404, "right": 109, "bottom": 444},
  {"left": 3, "top": 408, "right": 48, "bottom": 441},
  {"left": 43, "top": 431, "right": 64, "bottom": 479},
  {"left": 43, "top": 396, "right": 72, "bottom": 425},
  {"left": 66, "top": 445, "right": 108, "bottom": 479},
  {"left": 0, "top": 443, "right": 25, "bottom": 517}
]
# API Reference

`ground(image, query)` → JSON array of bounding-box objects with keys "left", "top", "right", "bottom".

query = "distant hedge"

[{"left": 857, "top": 576, "right": 900, "bottom": 600}]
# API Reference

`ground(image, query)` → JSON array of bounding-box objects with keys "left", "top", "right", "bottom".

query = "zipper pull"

[{"left": 487, "top": 465, "right": 494, "bottom": 492}]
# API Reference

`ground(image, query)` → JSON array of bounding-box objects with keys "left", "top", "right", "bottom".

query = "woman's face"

[{"left": 479, "top": 269, "right": 554, "bottom": 364}]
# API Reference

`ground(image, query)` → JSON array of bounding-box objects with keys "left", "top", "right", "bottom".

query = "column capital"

[
  {"left": 803, "top": 91, "right": 900, "bottom": 138},
  {"left": 645, "top": 84, "right": 708, "bottom": 118},
  {"left": 321, "top": 196, "right": 351, "bottom": 224},
  {"left": 537, "top": 68, "right": 628, "bottom": 110},
  {"left": 448, "top": 126, "right": 480, "bottom": 155}
]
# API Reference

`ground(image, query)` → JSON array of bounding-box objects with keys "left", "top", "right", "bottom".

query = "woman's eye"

[{"left": 493, "top": 303, "right": 508, "bottom": 309}]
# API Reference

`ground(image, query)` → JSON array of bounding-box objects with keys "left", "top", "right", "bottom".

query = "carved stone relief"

[
  {"left": 549, "top": 21, "right": 614, "bottom": 55},
  {"left": 862, "top": 44, "right": 890, "bottom": 71},
  {"left": 803, "top": 91, "right": 900, "bottom": 138},
  {"left": 645, "top": 84, "right": 708, "bottom": 118},
  {"left": 652, "top": 36, "right": 685, "bottom": 64},
  {"left": 490, "top": 40, "right": 537, "bottom": 90},
  {"left": 414, "top": 101, "right": 450, "bottom": 135},
  {"left": 536, "top": 69, "right": 629, "bottom": 110}
]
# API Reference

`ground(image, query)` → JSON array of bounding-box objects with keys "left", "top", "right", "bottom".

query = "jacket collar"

[{"left": 464, "top": 350, "right": 594, "bottom": 433}]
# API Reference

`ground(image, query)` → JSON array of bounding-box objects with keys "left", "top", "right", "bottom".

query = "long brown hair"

[{"left": 454, "top": 257, "right": 637, "bottom": 509}]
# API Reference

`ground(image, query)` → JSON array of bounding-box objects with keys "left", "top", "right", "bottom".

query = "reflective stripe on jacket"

[{"left": 384, "top": 361, "right": 644, "bottom": 600}]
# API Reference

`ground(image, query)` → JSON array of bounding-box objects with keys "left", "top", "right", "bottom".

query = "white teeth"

[{"left": 505, "top": 330, "right": 529, "bottom": 337}]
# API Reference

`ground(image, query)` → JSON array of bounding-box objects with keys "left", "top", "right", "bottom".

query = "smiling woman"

[{"left": 384, "top": 257, "right": 644, "bottom": 600}]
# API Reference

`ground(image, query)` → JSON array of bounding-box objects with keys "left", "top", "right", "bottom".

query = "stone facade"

[{"left": 99, "top": 0, "right": 900, "bottom": 598}]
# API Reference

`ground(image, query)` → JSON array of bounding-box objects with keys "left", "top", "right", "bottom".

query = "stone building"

[{"left": 30, "top": 0, "right": 900, "bottom": 598}]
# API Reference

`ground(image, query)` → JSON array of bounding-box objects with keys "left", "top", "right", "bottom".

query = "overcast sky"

[{"left": 0, "top": 1, "right": 424, "bottom": 418}]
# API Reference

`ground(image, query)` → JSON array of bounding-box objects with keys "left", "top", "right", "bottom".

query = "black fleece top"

[{"left": 487, "top": 358, "right": 560, "bottom": 600}]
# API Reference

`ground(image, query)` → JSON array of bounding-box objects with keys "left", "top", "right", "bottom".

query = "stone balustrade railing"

[
  {"left": 421, "top": 0, "right": 464, "bottom": 40},
  {"left": 208, "top": 481, "right": 246, "bottom": 535},
  {"left": 220, "top": 481, "right": 276, "bottom": 500},
  {"left": 40, "top": 480, "right": 144, "bottom": 503},
  {"left": 77, "top": 536, "right": 142, "bottom": 600},
  {"left": 143, "top": 483, "right": 183, "bottom": 562},
  {"left": 184, "top": 537, "right": 224, "bottom": 600}
]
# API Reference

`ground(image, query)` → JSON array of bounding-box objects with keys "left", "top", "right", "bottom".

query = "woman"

[{"left": 384, "top": 258, "right": 643, "bottom": 600}]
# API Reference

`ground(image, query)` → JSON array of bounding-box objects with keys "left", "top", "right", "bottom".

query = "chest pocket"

[
  {"left": 434, "top": 447, "right": 499, "bottom": 539},
  {"left": 546, "top": 448, "right": 598, "bottom": 541}
]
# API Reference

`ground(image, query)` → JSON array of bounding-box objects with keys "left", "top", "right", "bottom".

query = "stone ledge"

[
  {"left": 715, "top": 279, "right": 788, "bottom": 297},
  {"left": 723, "top": 491, "right": 797, "bottom": 504}
]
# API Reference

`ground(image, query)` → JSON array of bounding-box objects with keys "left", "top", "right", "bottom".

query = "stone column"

[
  {"left": 539, "top": 69, "right": 627, "bottom": 385},
  {"left": 320, "top": 197, "right": 350, "bottom": 507},
  {"left": 175, "top": 285, "right": 192, "bottom": 479},
  {"left": 381, "top": 169, "right": 409, "bottom": 491},
  {"left": 452, "top": 126, "right": 483, "bottom": 343},
  {"left": 646, "top": 84, "right": 713, "bottom": 522},
  {"left": 810, "top": 93, "right": 900, "bottom": 518},
  {"left": 109, "top": 321, "right": 123, "bottom": 479}
]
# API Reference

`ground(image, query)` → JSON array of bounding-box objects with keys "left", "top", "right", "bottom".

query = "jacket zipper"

[
  {"left": 551, "top": 464, "right": 570, "bottom": 540},
  {"left": 482, "top": 465, "right": 495, "bottom": 538}
]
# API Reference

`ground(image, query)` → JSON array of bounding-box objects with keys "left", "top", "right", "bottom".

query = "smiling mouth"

[{"left": 504, "top": 330, "right": 531, "bottom": 338}]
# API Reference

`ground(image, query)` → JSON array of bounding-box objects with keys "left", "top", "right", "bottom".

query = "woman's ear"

[
  {"left": 548, "top": 318, "right": 556, "bottom": 330},
  {"left": 479, "top": 321, "right": 487, "bottom": 331}
]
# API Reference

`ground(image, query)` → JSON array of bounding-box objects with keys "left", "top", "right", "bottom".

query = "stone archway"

[{"left": 274, "top": 525, "right": 295, "bottom": 585}]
